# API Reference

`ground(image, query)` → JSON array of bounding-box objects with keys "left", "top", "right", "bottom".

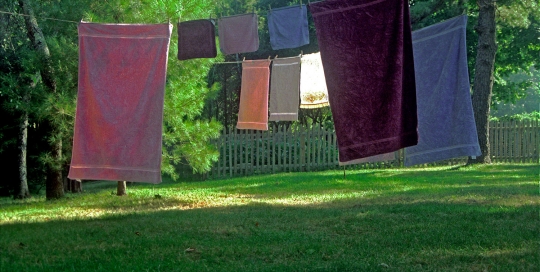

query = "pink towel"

[
  {"left": 68, "top": 23, "right": 172, "bottom": 184},
  {"left": 237, "top": 59, "right": 271, "bottom": 130}
]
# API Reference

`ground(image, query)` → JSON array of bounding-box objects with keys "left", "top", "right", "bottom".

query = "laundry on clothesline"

[
  {"left": 269, "top": 56, "right": 301, "bottom": 121},
  {"left": 404, "top": 15, "right": 481, "bottom": 166},
  {"left": 310, "top": 0, "right": 418, "bottom": 164},
  {"left": 68, "top": 22, "right": 172, "bottom": 184},
  {"left": 268, "top": 5, "right": 310, "bottom": 50},
  {"left": 299, "top": 52, "right": 329, "bottom": 109},
  {"left": 177, "top": 19, "right": 217, "bottom": 60},
  {"left": 237, "top": 59, "right": 272, "bottom": 130},
  {"left": 218, "top": 13, "right": 259, "bottom": 55}
]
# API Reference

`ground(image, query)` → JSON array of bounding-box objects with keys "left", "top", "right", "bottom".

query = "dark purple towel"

[
  {"left": 309, "top": 0, "right": 418, "bottom": 163},
  {"left": 177, "top": 19, "right": 217, "bottom": 60}
]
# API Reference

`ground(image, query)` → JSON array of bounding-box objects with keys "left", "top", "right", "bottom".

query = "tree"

[
  {"left": 0, "top": 2, "right": 33, "bottom": 198},
  {"left": 88, "top": 0, "right": 223, "bottom": 182},
  {"left": 17, "top": 0, "right": 65, "bottom": 199},
  {"left": 469, "top": 0, "right": 497, "bottom": 164},
  {"left": 410, "top": 0, "right": 539, "bottom": 164}
]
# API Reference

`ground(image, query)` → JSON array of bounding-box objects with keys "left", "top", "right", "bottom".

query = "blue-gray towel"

[
  {"left": 404, "top": 15, "right": 481, "bottom": 166},
  {"left": 268, "top": 5, "right": 309, "bottom": 50},
  {"left": 218, "top": 13, "right": 259, "bottom": 55}
]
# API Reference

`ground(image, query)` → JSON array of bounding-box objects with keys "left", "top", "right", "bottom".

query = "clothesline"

[
  {"left": 0, "top": 1, "right": 315, "bottom": 26},
  {"left": 213, "top": 54, "right": 302, "bottom": 64},
  {"left": 0, "top": 10, "right": 79, "bottom": 23}
]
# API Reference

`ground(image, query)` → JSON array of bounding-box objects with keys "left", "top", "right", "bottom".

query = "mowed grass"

[{"left": 0, "top": 164, "right": 538, "bottom": 271}]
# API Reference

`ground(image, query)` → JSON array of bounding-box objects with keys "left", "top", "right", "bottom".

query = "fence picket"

[{"left": 209, "top": 121, "right": 539, "bottom": 178}]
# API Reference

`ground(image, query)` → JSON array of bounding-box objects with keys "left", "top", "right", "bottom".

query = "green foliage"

[
  {"left": 410, "top": 0, "right": 540, "bottom": 107},
  {"left": 87, "top": 0, "right": 223, "bottom": 178},
  {"left": 490, "top": 111, "right": 540, "bottom": 121},
  {"left": 1, "top": 164, "right": 538, "bottom": 271}
]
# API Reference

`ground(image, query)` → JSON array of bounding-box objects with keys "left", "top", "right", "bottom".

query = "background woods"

[{"left": 0, "top": 0, "right": 538, "bottom": 198}]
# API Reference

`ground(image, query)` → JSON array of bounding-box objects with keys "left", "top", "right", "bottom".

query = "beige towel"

[{"left": 300, "top": 53, "right": 329, "bottom": 109}]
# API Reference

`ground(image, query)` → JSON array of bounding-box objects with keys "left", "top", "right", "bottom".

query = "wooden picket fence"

[
  {"left": 489, "top": 120, "right": 539, "bottom": 163},
  {"left": 207, "top": 120, "right": 539, "bottom": 179}
]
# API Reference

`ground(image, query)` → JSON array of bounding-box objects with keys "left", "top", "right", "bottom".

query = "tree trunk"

[
  {"left": 45, "top": 138, "right": 64, "bottom": 199},
  {"left": 468, "top": 0, "right": 497, "bottom": 164},
  {"left": 117, "top": 181, "right": 127, "bottom": 196},
  {"left": 16, "top": 109, "right": 30, "bottom": 199},
  {"left": 18, "top": 0, "right": 64, "bottom": 199}
]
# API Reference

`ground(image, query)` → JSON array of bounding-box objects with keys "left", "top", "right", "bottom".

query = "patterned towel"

[
  {"left": 269, "top": 56, "right": 301, "bottom": 121},
  {"left": 218, "top": 13, "right": 259, "bottom": 55},
  {"left": 237, "top": 59, "right": 272, "bottom": 130},
  {"left": 268, "top": 5, "right": 310, "bottom": 50},
  {"left": 69, "top": 23, "right": 172, "bottom": 184},
  {"left": 300, "top": 53, "right": 329, "bottom": 109},
  {"left": 309, "top": 0, "right": 418, "bottom": 163},
  {"left": 404, "top": 15, "right": 481, "bottom": 166},
  {"left": 177, "top": 19, "right": 217, "bottom": 60}
]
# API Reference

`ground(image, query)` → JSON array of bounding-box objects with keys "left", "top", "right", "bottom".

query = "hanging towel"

[
  {"left": 237, "top": 59, "right": 272, "bottom": 130},
  {"left": 300, "top": 53, "right": 330, "bottom": 109},
  {"left": 309, "top": 0, "right": 418, "bottom": 163},
  {"left": 218, "top": 13, "right": 259, "bottom": 55},
  {"left": 268, "top": 5, "right": 310, "bottom": 50},
  {"left": 68, "top": 23, "right": 172, "bottom": 184},
  {"left": 177, "top": 19, "right": 217, "bottom": 60},
  {"left": 269, "top": 56, "right": 301, "bottom": 121},
  {"left": 338, "top": 152, "right": 396, "bottom": 166},
  {"left": 404, "top": 15, "right": 481, "bottom": 166}
]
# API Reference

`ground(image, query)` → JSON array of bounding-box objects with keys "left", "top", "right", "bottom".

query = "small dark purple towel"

[
  {"left": 309, "top": 0, "right": 418, "bottom": 163},
  {"left": 177, "top": 19, "right": 217, "bottom": 60}
]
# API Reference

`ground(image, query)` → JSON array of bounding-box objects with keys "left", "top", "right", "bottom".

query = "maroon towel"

[
  {"left": 309, "top": 0, "right": 418, "bottom": 163},
  {"left": 218, "top": 13, "right": 259, "bottom": 55},
  {"left": 68, "top": 23, "right": 172, "bottom": 184},
  {"left": 177, "top": 19, "right": 217, "bottom": 60},
  {"left": 237, "top": 59, "right": 271, "bottom": 130}
]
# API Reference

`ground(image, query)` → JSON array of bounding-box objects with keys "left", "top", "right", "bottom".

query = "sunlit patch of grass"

[{"left": 1, "top": 164, "right": 538, "bottom": 271}]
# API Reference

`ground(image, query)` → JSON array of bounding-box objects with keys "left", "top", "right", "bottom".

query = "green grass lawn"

[{"left": 1, "top": 164, "right": 538, "bottom": 271}]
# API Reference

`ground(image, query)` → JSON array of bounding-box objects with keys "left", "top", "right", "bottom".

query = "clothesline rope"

[
  {"left": 0, "top": 10, "right": 79, "bottom": 23},
  {"left": 1, "top": 1, "right": 314, "bottom": 26}
]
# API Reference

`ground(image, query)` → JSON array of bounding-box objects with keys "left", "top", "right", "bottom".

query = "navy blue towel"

[
  {"left": 404, "top": 15, "right": 481, "bottom": 166},
  {"left": 268, "top": 5, "right": 309, "bottom": 50}
]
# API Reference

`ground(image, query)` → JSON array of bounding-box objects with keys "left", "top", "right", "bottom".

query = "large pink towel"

[
  {"left": 237, "top": 59, "right": 271, "bottom": 130},
  {"left": 68, "top": 23, "right": 172, "bottom": 184}
]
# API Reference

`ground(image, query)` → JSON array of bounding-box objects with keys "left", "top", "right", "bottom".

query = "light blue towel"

[
  {"left": 268, "top": 5, "right": 309, "bottom": 50},
  {"left": 404, "top": 15, "right": 481, "bottom": 166}
]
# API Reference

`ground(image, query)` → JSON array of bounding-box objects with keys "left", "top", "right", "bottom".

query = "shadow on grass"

[
  {"left": 1, "top": 196, "right": 538, "bottom": 271},
  {"left": 1, "top": 164, "right": 538, "bottom": 271}
]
